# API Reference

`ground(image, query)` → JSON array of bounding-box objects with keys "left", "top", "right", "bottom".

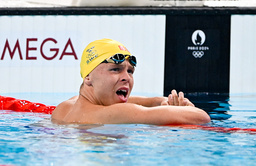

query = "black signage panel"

[{"left": 164, "top": 15, "right": 230, "bottom": 95}]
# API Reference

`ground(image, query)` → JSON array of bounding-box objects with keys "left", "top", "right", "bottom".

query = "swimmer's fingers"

[
  {"left": 161, "top": 100, "right": 169, "bottom": 106},
  {"left": 161, "top": 94, "right": 172, "bottom": 106},
  {"left": 168, "top": 90, "right": 195, "bottom": 106},
  {"left": 172, "top": 90, "right": 179, "bottom": 106},
  {"left": 178, "top": 91, "right": 195, "bottom": 106},
  {"left": 178, "top": 92, "right": 185, "bottom": 106},
  {"left": 167, "top": 94, "right": 174, "bottom": 105},
  {"left": 184, "top": 98, "right": 195, "bottom": 107}
]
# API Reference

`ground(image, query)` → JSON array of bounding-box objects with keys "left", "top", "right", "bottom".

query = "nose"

[
  {"left": 120, "top": 70, "right": 131, "bottom": 82},
  {"left": 120, "top": 60, "right": 133, "bottom": 83}
]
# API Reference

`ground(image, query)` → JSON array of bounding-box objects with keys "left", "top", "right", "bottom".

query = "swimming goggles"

[{"left": 102, "top": 54, "right": 137, "bottom": 67}]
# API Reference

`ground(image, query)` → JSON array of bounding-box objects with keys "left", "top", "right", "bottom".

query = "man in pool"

[{"left": 51, "top": 39, "right": 211, "bottom": 125}]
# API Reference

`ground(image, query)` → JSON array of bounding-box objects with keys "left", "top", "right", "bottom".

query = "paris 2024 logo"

[{"left": 187, "top": 30, "right": 209, "bottom": 58}]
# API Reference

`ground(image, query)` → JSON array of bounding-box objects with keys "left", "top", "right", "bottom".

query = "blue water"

[{"left": 1, "top": 93, "right": 256, "bottom": 166}]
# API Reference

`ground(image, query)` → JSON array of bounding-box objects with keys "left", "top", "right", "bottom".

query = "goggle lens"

[{"left": 103, "top": 54, "right": 137, "bottom": 67}]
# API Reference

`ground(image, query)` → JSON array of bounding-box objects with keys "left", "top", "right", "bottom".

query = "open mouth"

[{"left": 116, "top": 89, "right": 128, "bottom": 98}]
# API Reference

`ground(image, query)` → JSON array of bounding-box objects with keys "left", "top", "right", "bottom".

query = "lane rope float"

[{"left": 0, "top": 95, "right": 56, "bottom": 114}]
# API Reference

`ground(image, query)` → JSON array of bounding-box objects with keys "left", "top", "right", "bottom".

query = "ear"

[{"left": 84, "top": 75, "right": 93, "bottom": 86}]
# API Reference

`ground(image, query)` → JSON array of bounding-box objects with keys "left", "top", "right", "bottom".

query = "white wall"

[
  {"left": 0, "top": 15, "right": 166, "bottom": 96},
  {"left": 230, "top": 15, "right": 256, "bottom": 94}
]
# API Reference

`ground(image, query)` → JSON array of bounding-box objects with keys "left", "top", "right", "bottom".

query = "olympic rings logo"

[{"left": 192, "top": 51, "right": 204, "bottom": 58}]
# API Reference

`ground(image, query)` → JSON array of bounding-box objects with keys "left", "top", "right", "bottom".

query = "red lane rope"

[
  {"left": 1, "top": 95, "right": 256, "bottom": 134},
  {"left": 163, "top": 125, "right": 256, "bottom": 134},
  {"left": 0, "top": 95, "right": 56, "bottom": 114}
]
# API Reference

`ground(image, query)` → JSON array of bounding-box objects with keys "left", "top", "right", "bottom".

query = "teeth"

[
  {"left": 117, "top": 89, "right": 127, "bottom": 93},
  {"left": 117, "top": 89, "right": 128, "bottom": 97}
]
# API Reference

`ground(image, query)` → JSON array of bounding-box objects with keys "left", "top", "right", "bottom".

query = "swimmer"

[{"left": 51, "top": 39, "right": 210, "bottom": 125}]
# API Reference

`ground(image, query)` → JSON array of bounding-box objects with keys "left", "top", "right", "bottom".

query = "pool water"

[{"left": 1, "top": 93, "right": 256, "bottom": 166}]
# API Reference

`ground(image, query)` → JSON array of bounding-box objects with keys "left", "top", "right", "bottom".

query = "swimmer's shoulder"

[{"left": 51, "top": 96, "right": 78, "bottom": 123}]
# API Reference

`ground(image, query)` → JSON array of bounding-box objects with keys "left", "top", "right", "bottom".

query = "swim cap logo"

[
  {"left": 86, "top": 46, "right": 98, "bottom": 64},
  {"left": 118, "top": 45, "right": 130, "bottom": 53},
  {"left": 187, "top": 30, "right": 209, "bottom": 58}
]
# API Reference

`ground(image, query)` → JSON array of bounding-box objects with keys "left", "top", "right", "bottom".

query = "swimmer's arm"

[
  {"left": 128, "top": 96, "right": 168, "bottom": 107},
  {"left": 95, "top": 103, "right": 210, "bottom": 125},
  {"left": 54, "top": 98, "right": 210, "bottom": 125},
  {"left": 128, "top": 90, "right": 194, "bottom": 107}
]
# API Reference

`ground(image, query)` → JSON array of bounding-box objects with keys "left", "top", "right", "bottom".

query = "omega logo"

[{"left": 0, "top": 38, "right": 78, "bottom": 60}]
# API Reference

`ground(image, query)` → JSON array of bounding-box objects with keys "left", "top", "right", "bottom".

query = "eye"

[
  {"left": 110, "top": 68, "right": 120, "bottom": 72},
  {"left": 128, "top": 69, "right": 134, "bottom": 75}
]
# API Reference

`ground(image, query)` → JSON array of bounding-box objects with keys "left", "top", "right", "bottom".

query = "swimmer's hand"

[{"left": 161, "top": 90, "right": 195, "bottom": 107}]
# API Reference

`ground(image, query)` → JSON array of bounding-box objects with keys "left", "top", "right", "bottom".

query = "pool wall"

[{"left": 0, "top": 7, "right": 255, "bottom": 96}]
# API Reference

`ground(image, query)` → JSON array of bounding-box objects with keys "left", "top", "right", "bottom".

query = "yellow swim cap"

[{"left": 80, "top": 39, "right": 131, "bottom": 79}]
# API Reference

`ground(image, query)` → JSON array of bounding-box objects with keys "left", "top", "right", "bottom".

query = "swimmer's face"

[{"left": 86, "top": 60, "right": 135, "bottom": 105}]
